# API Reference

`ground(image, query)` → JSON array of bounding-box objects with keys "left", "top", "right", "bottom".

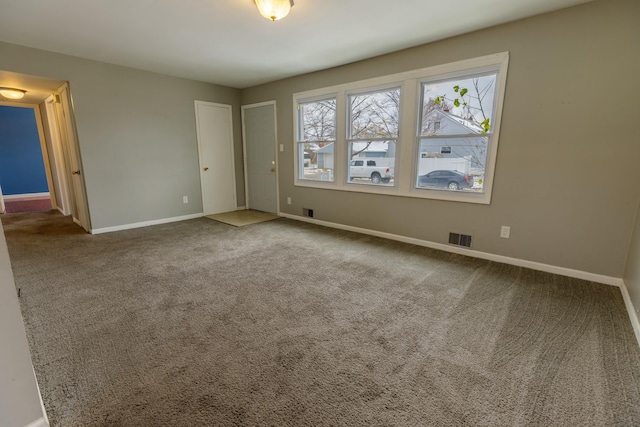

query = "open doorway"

[
  {"left": 0, "top": 71, "right": 91, "bottom": 231},
  {"left": 0, "top": 104, "right": 53, "bottom": 214}
]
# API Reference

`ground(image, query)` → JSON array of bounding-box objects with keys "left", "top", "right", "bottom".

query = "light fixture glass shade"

[
  {"left": 0, "top": 88, "right": 26, "bottom": 100},
  {"left": 255, "top": 0, "right": 293, "bottom": 21}
]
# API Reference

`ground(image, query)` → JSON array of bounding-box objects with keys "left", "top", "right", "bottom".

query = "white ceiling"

[{"left": 0, "top": 0, "right": 591, "bottom": 90}]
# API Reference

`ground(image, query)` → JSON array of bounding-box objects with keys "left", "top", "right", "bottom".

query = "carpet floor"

[{"left": 2, "top": 211, "right": 640, "bottom": 426}]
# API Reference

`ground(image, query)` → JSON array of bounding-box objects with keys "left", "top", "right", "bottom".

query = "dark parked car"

[{"left": 417, "top": 170, "right": 473, "bottom": 190}]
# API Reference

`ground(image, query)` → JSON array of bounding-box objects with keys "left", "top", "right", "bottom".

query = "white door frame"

[
  {"left": 0, "top": 100, "right": 58, "bottom": 212},
  {"left": 194, "top": 100, "right": 237, "bottom": 215},
  {"left": 241, "top": 100, "right": 279, "bottom": 214}
]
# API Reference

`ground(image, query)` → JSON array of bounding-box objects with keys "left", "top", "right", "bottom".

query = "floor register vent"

[{"left": 449, "top": 232, "right": 472, "bottom": 248}]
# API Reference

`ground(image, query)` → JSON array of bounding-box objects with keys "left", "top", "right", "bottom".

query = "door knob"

[
  {"left": 72, "top": 170, "right": 81, "bottom": 175},
  {"left": 203, "top": 167, "right": 209, "bottom": 171},
  {"left": 270, "top": 168, "right": 276, "bottom": 172}
]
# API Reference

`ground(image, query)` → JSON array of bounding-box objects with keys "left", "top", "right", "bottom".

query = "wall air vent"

[{"left": 449, "top": 232, "right": 472, "bottom": 248}]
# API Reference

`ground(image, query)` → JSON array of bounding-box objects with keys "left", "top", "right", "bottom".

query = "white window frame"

[
  {"left": 293, "top": 52, "right": 509, "bottom": 204},
  {"left": 345, "top": 84, "right": 402, "bottom": 188},
  {"left": 294, "top": 94, "right": 338, "bottom": 185}
]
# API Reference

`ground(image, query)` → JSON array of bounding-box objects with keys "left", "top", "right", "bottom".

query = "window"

[
  {"left": 296, "top": 97, "right": 336, "bottom": 182},
  {"left": 416, "top": 72, "right": 498, "bottom": 194},
  {"left": 293, "top": 52, "right": 508, "bottom": 204},
  {"left": 347, "top": 87, "right": 400, "bottom": 186}
]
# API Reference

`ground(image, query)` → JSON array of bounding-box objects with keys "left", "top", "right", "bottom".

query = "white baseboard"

[
  {"left": 91, "top": 213, "right": 203, "bottom": 234},
  {"left": 32, "top": 365, "right": 49, "bottom": 427},
  {"left": 279, "top": 213, "right": 623, "bottom": 287},
  {"left": 620, "top": 281, "right": 640, "bottom": 347},
  {"left": 33, "top": 366, "right": 49, "bottom": 427},
  {"left": 24, "top": 417, "right": 48, "bottom": 427},
  {"left": 237, "top": 206, "right": 247, "bottom": 210},
  {"left": 3, "top": 192, "right": 50, "bottom": 201}
]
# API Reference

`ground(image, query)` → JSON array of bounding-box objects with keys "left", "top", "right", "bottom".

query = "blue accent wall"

[{"left": 0, "top": 105, "right": 48, "bottom": 196}]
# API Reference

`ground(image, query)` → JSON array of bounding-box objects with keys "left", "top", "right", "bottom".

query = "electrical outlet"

[
  {"left": 287, "top": 197, "right": 292, "bottom": 205},
  {"left": 280, "top": 144, "right": 284, "bottom": 152},
  {"left": 500, "top": 226, "right": 511, "bottom": 239},
  {"left": 183, "top": 196, "right": 188, "bottom": 204}
]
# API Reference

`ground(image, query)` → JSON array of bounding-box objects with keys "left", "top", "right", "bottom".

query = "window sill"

[{"left": 294, "top": 179, "right": 491, "bottom": 204}]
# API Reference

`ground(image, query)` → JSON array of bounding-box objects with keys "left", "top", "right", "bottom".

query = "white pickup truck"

[{"left": 349, "top": 159, "right": 394, "bottom": 184}]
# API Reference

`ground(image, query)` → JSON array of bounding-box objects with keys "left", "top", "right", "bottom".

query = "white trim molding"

[
  {"left": 620, "top": 281, "right": 640, "bottom": 347},
  {"left": 280, "top": 213, "right": 623, "bottom": 286},
  {"left": 24, "top": 417, "right": 49, "bottom": 427},
  {"left": 2, "top": 192, "right": 50, "bottom": 201},
  {"left": 32, "top": 365, "right": 49, "bottom": 427},
  {"left": 91, "top": 213, "right": 203, "bottom": 235}
]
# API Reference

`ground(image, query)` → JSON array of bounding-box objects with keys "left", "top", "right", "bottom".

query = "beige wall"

[
  {"left": 625, "top": 203, "right": 640, "bottom": 318},
  {"left": 0, "top": 222, "right": 45, "bottom": 427},
  {"left": 241, "top": 0, "right": 640, "bottom": 278},
  {"left": 0, "top": 42, "right": 244, "bottom": 230}
]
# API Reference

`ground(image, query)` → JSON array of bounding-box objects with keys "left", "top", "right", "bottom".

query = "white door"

[
  {"left": 195, "top": 101, "right": 237, "bottom": 216},
  {"left": 44, "top": 95, "right": 71, "bottom": 215},
  {"left": 57, "top": 84, "right": 90, "bottom": 231},
  {"left": 242, "top": 102, "right": 277, "bottom": 214}
]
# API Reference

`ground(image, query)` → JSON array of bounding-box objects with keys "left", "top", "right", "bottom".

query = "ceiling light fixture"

[
  {"left": 0, "top": 87, "right": 27, "bottom": 100},
  {"left": 255, "top": 0, "right": 294, "bottom": 21}
]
